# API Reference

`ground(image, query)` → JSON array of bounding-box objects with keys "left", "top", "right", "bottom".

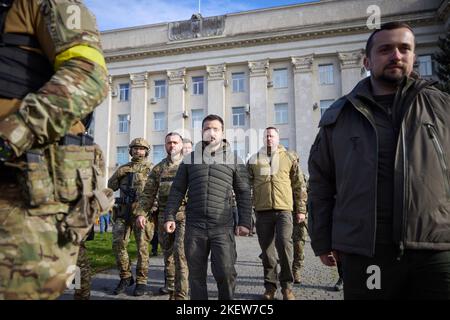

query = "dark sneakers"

[
  {"left": 113, "top": 276, "right": 134, "bottom": 295},
  {"left": 334, "top": 277, "right": 344, "bottom": 291},
  {"left": 134, "top": 283, "right": 147, "bottom": 296}
]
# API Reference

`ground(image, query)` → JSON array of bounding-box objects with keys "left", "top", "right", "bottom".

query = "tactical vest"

[
  {"left": 0, "top": 0, "right": 53, "bottom": 99},
  {"left": 158, "top": 159, "right": 181, "bottom": 211}
]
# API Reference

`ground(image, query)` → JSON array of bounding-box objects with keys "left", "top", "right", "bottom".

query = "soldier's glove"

[{"left": 0, "top": 138, "right": 15, "bottom": 162}]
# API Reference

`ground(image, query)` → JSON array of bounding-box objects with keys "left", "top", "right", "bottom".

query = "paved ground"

[{"left": 60, "top": 234, "right": 343, "bottom": 300}]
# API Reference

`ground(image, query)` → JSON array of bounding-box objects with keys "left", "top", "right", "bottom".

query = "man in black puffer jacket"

[{"left": 164, "top": 114, "right": 252, "bottom": 300}]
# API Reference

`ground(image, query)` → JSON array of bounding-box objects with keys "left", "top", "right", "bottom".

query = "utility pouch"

[{"left": 21, "top": 149, "right": 55, "bottom": 207}]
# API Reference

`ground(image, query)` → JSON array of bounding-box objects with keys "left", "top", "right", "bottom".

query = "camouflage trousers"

[
  {"left": 74, "top": 241, "right": 91, "bottom": 300},
  {"left": 158, "top": 214, "right": 189, "bottom": 299},
  {"left": 0, "top": 183, "right": 79, "bottom": 300},
  {"left": 112, "top": 217, "right": 154, "bottom": 284},
  {"left": 292, "top": 221, "right": 307, "bottom": 277}
]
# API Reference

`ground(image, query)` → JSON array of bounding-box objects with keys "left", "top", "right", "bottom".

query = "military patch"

[{"left": 41, "top": 0, "right": 100, "bottom": 52}]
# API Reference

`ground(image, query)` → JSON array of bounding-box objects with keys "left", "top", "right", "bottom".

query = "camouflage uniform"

[
  {"left": 136, "top": 155, "right": 189, "bottom": 300},
  {"left": 0, "top": 0, "right": 110, "bottom": 300},
  {"left": 292, "top": 173, "right": 308, "bottom": 283},
  {"left": 74, "top": 241, "right": 91, "bottom": 300},
  {"left": 108, "top": 142, "right": 154, "bottom": 287}
]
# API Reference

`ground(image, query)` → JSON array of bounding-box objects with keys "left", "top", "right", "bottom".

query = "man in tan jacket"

[{"left": 247, "top": 127, "right": 307, "bottom": 300}]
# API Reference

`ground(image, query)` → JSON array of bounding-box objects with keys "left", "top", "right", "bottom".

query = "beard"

[{"left": 377, "top": 64, "right": 408, "bottom": 85}]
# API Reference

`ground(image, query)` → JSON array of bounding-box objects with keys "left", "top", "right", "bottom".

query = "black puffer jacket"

[
  {"left": 308, "top": 76, "right": 450, "bottom": 257},
  {"left": 164, "top": 140, "right": 252, "bottom": 230}
]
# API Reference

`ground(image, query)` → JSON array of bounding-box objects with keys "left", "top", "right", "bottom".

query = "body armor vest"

[{"left": 0, "top": 0, "right": 53, "bottom": 99}]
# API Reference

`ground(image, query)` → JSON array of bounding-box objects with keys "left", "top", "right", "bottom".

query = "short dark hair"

[
  {"left": 165, "top": 132, "right": 183, "bottom": 141},
  {"left": 365, "top": 22, "right": 415, "bottom": 57},
  {"left": 182, "top": 138, "right": 193, "bottom": 146},
  {"left": 202, "top": 114, "right": 224, "bottom": 131},
  {"left": 264, "top": 126, "right": 279, "bottom": 133}
]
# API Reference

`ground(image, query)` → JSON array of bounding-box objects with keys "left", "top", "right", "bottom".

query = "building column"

[
  {"left": 94, "top": 75, "right": 113, "bottom": 185},
  {"left": 292, "top": 54, "right": 315, "bottom": 172},
  {"left": 248, "top": 59, "right": 269, "bottom": 152},
  {"left": 206, "top": 64, "right": 226, "bottom": 119},
  {"left": 129, "top": 72, "right": 148, "bottom": 140},
  {"left": 167, "top": 68, "right": 186, "bottom": 135},
  {"left": 338, "top": 49, "right": 364, "bottom": 95}
]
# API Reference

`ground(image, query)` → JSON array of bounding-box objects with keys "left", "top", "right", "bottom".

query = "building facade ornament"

[
  {"left": 167, "top": 68, "right": 186, "bottom": 85},
  {"left": 291, "top": 54, "right": 314, "bottom": 73},
  {"left": 248, "top": 59, "right": 269, "bottom": 77},
  {"left": 338, "top": 49, "right": 364, "bottom": 69},
  {"left": 206, "top": 64, "right": 226, "bottom": 80},
  {"left": 129, "top": 72, "right": 148, "bottom": 88}
]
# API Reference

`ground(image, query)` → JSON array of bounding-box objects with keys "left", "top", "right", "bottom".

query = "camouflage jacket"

[
  {"left": 108, "top": 158, "right": 153, "bottom": 203},
  {"left": 135, "top": 155, "right": 186, "bottom": 221},
  {"left": 247, "top": 145, "right": 307, "bottom": 215},
  {"left": 0, "top": 0, "right": 108, "bottom": 157}
]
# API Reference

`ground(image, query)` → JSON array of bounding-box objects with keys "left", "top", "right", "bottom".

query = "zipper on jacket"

[
  {"left": 352, "top": 103, "right": 378, "bottom": 257},
  {"left": 425, "top": 123, "right": 450, "bottom": 198},
  {"left": 398, "top": 120, "right": 408, "bottom": 261}
]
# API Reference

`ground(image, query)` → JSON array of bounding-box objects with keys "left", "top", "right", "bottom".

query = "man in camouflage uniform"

[
  {"left": 0, "top": 0, "right": 111, "bottom": 299},
  {"left": 108, "top": 138, "right": 154, "bottom": 296},
  {"left": 73, "top": 227, "right": 94, "bottom": 300},
  {"left": 292, "top": 173, "right": 308, "bottom": 284},
  {"left": 136, "top": 132, "right": 189, "bottom": 300},
  {"left": 247, "top": 127, "right": 307, "bottom": 300}
]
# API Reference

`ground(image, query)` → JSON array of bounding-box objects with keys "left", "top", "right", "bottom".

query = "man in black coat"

[
  {"left": 164, "top": 114, "right": 252, "bottom": 300},
  {"left": 308, "top": 22, "right": 450, "bottom": 299}
]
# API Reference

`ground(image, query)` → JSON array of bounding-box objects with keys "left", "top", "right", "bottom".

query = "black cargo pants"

[
  {"left": 340, "top": 244, "right": 450, "bottom": 299},
  {"left": 185, "top": 225, "right": 237, "bottom": 300}
]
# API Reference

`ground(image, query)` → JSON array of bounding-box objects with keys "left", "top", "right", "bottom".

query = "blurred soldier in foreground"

[{"left": 0, "top": 0, "right": 113, "bottom": 299}]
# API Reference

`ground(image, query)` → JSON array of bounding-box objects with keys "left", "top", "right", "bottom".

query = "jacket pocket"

[{"left": 425, "top": 123, "right": 450, "bottom": 198}]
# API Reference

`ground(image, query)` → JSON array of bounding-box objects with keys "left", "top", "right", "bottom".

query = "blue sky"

[{"left": 84, "top": 0, "right": 315, "bottom": 31}]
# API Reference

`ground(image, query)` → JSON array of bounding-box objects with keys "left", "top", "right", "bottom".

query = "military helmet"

[
  {"left": 129, "top": 138, "right": 149, "bottom": 150},
  {"left": 129, "top": 138, "right": 150, "bottom": 157}
]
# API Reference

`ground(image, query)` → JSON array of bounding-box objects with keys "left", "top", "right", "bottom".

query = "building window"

[
  {"left": 319, "top": 64, "right": 334, "bottom": 85},
  {"left": 191, "top": 109, "right": 204, "bottom": 129},
  {"left": 154, "top": 112, "right": 165, "bottom": 131},
  {"left": 232, "top": 72, "right": 245, "bottom": 93},
  {"left": 280, "top": 139, "right": 289, "bottom": 150},
  {"left": 192, "top": 76, "right": 204, "bottom": 95},
  {"left": 119, "top": 83, "right": 130, "bottom": 101},
  {"left": 273, "top": 68, "right": 288, "bottom": 88},
  {"left": 274, "top": 103, "right": 288, "bottom": 124},
  {"left": 232, "top": 107, "right": 246, "bottom": 127},
  {"left": 418, "top": 55, "right": 433, "bottom": 77},
  {"left": 154, "top": 80, "right": 166, "bottom": 99},
  {"left": 118, "top": 114, "right": 129, "bottom": 133},
  {"left": 320, "top": 99, "right": 335, "bottom": 116},
  {"left": 153, "top": 145, "right": 165, "bottom": 164},
  {"left": 116, "top": 146, "right": 128, "bottom": 166}
]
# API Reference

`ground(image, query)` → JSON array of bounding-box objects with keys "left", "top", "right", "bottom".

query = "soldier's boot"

[
  {"left": 334, "top": 277, "right": 344, "bottom": 291},
  {"left": 262, "top": 287, "right": 277, "bottom": 300},
  {"left": 168, "top": 291, "right": 175, "bottom": 300},
  {"left": 159, "top": 286, "right": 170, "bottom": 295},
  {"left": 293, "top": 270, "right": 301, "bottom": 284},
  {"left": 134, "top": 283, "right": 147, "bottom": 296},
  {"left": 113, "top": 276, "right": 134, "bottom": 295},
  {"left": 282, "top": 288, "right": 295, "bottom": 300}
]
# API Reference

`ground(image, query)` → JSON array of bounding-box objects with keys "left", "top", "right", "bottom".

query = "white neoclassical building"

[{"left": 92, "top": 0, "right": 450, "bottom": 180}]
